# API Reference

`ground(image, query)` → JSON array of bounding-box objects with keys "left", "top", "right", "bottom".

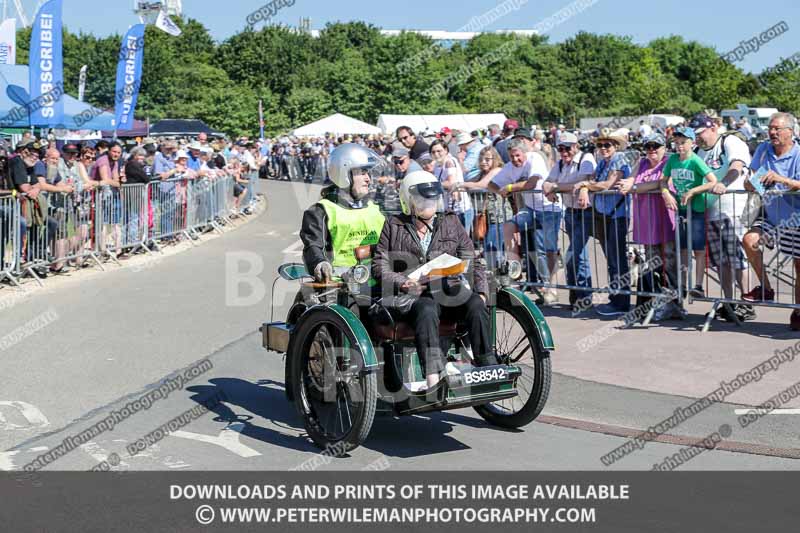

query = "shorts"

[
  {"left": 707, "top": 215, "right": 746, "bottom": 270},
  {"left": 233, "top": 183, "right": 245, "bottom": 196},
  {"left": 677, "top": 211, "right": 705, "bottom": 252},
  {"left": 514, "top": 208, "right": 562, "bottom": 253},
  {"left": 750, "top": 217, "right": 800, "bottom": 259}
]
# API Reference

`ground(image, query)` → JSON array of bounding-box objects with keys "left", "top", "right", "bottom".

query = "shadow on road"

[
  {"left": 186, "top": 378, "right": 317, "bottom": 454},
  {"left": 185, "top": 377, "right": 522, "bottom": 460},
  {"left": 363, "top": 408, "right": 521, "bottom": 459}
]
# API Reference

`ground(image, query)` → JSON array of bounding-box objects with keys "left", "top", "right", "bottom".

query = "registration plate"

[{"left": 463, "top": 366, "right": 508, "bottom": 385}]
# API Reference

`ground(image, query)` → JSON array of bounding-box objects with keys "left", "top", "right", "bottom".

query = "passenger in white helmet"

[
  {"left": 300, "top": 143, "right": 386, "bottom": 282},
  {"left": 373, "top": 170, "right": 499, "bottom": 390}
]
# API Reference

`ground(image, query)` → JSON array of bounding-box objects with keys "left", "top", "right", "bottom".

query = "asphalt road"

[{"left": 1, "top": 179, "right": 798, "bottom": 472}]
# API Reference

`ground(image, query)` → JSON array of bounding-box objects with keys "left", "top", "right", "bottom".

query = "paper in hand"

[{"left": 408, "top": 254, "right": 469, "bottom": 282}]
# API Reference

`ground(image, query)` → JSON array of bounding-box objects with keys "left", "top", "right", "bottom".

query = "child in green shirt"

[{"left": 660, "top": 127, "right": 717, "bottom": 302}]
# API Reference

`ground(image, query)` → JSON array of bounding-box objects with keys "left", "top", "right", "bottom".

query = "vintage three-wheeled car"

[{"left": 261, "top": 249, "right": 553, "bottom": 456}]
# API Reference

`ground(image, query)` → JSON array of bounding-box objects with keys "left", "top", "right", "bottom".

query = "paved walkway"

[{"left": 542, "top": 294, "right": 800, "bottom": 408}]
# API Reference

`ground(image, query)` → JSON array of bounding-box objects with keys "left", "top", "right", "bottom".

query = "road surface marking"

[
  {"left": 734, "top": 409, "right": 800, "bottom": 415},
  {"left": 281, "top": 240, "right": 303, "bottom": 256},
  {"left": 170, "top": 423, "right": 261, "bottom": 458},
  {"left": 0, "top": 401, "right": 50, "bottom": 430},
  {"left": 0, "top": 451, "right": 19, "bottom": 471}
]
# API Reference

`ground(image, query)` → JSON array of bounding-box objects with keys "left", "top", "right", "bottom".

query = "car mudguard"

[
  {"left": 284, "top": 303, "right": 379, "bottom": 402},
  {"left": 498, "top": 287, "right": 555, "bottom": 351}
]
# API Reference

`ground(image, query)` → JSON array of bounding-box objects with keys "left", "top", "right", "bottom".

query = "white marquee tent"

[
  {"left": 377, "top": 113, "right": 508, "bottom": 135},
  {"left": 293, "top": 113, "right": 381, "bottom": 137}
]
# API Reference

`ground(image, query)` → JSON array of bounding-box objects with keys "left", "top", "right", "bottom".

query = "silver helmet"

[{"left": 328, "top": 143, "right": 381, "bottom": 189}]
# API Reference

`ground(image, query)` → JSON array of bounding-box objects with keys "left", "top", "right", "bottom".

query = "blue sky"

[{"left": 11, "top": 0, "right": 800, "bottom": 74}]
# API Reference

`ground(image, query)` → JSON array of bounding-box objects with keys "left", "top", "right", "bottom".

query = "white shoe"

[
  {"left": 542, "top": 289, "right": 558, "bottom": 306},
  {"left": 444, "top": 362, "right": 461, "bottom": 377}
]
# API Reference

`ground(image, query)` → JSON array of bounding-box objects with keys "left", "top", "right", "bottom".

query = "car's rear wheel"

[{"left": 473, "top": 295, "right": 551, "bottom": 428}]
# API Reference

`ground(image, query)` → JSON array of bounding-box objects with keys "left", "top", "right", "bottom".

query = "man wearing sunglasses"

[
  {"left": 573, "top": 129, "right": 632, "bottom": 316},
  {"left": 542, "top": 132, "right": 597, "bottom": 311},
  {"left": 395, "top": 126, "right": 429, "bottom": 161},
  {"left": 391, "top": 146, "right": 422, "bottom": 180},
  {"left": 371, "top": 145, "right": 419, "bottom": 214}
]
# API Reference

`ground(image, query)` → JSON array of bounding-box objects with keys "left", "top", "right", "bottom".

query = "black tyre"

[
  {"left": 289, "top": 310, "right": 377, "bottom": 455},
  {"left": 473, "top": 294, "right": 551, "bottom": 428}
]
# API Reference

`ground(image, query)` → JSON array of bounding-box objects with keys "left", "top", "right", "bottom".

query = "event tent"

[
  {"left": 102, "top": 119, "right": 149, "bottom": 138},
  {"left": 149, "top": 119, "right": 214, "bottom": 137},
  {"left": 377, "top": 113, "right": 508, "bottom": 135},
  {"left": 0, "top": 65, "right": 115, "bottom": 130},
  {"left": 293, "top": 113, "right": 381, "bottom": 137}
]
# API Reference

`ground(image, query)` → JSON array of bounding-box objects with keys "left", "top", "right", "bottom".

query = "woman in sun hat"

[{"left": 574, "top": 128, "right": 632, "bottom": 316}]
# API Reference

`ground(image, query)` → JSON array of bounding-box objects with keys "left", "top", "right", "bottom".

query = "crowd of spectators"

[
  {"left": 320, "top": 112, "right": 799, "bottom": 330},
  {"left": 0, "top": 132, "right": 263, "bottom": 279},
  {"left": 3, "top": 109, "right": 800, "bottom": 329}
]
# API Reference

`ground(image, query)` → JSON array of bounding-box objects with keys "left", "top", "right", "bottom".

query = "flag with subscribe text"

[
  {"left": 29, "top": 0, "right": 64, "bottom": 126},
  {"left": 114, "top": 24, "right": 145, "bottom": 132}
]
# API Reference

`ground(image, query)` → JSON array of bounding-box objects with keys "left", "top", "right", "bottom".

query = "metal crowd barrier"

[
  {"left": 463, "top": 187, "right": 800, "bottom": 329},
  {"left": 186, "top": 175, "right": 235, "bottom": 234},
  {"left": 466, "top": 189, "right": 683, "bottom": 325},
  {"left": 313, "top": 154, "right": 328, "bottom": 181},
  {"left": 0, "top": 173, "right": 241, "bottom": 288},
  {"left": 33, "top": 188, "right": 104, "bottom": 279},
  {"left": 95, "top": 184, "right": 148, "bottom": 259},
  {"left": 187, "top": 177, "right": 212, "bottom": 235},
  {"left": 148, "top": 177, "right": 193, "bottom": 244},
  {"left": 0, "top": 194, "right": 22, "bottom": 287},
  {"left": 686, "top": 190, "right": 800, "bottom": 331},
  {"left": 285, "top": 155, "right": 302, "bottom": 181}
]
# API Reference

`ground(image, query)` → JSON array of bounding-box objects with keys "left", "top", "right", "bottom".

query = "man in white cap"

[
  {"left": 187, "top": 142, "right": 203, "bottom": 171},
  {"left": 456, "top": 131, "right": 481, "bottom": 180}
]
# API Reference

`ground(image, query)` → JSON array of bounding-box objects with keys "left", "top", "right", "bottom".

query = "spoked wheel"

[
  {"left": 290, "top": 311, "right": 377, "bottom": 455},
  {"left": 473, "top": 294, "right": 551, "bottom": 428}
]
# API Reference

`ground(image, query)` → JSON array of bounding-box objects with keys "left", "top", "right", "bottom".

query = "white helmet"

[
  {"left": 328, "top": 143, "right": 381, "bottom": 189},
  {"left": 399, "top": 170, "right": 444, "bottom": 216}
]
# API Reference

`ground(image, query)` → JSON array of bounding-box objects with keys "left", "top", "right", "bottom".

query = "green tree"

[
  {"left": 10, "top": 20, "right": 783, "bottom": 137},
  {"left": 284, "top": 87, "right": 333, "bottom": 125},
  {"left": 558, "top": 32, "right": 643, "bottom": 111},
  {"left": 757, "top": 58, "right": 800, "bottom": 116},
  {"left": 216, "top": 26, "right": 315, "bottom": 96}
]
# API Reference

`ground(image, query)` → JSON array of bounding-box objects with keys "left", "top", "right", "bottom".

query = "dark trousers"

[
  {"left": 596, "top": 214, "right": 630, "bottom": 311},
  {"left": 564, "top": 207, "right": 593, "bottom": 303},
  {"left": 405, "top": 293, "right": 498, "bottom": 376}
]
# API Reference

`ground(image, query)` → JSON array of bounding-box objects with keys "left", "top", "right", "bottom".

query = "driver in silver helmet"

[{"left": 300, "top": 143, "right": 386, "bottom": 282}]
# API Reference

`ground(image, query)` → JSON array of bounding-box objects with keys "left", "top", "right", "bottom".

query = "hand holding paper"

[{"left": 408, "top": 254, "right": 469, "bottom": 283}]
